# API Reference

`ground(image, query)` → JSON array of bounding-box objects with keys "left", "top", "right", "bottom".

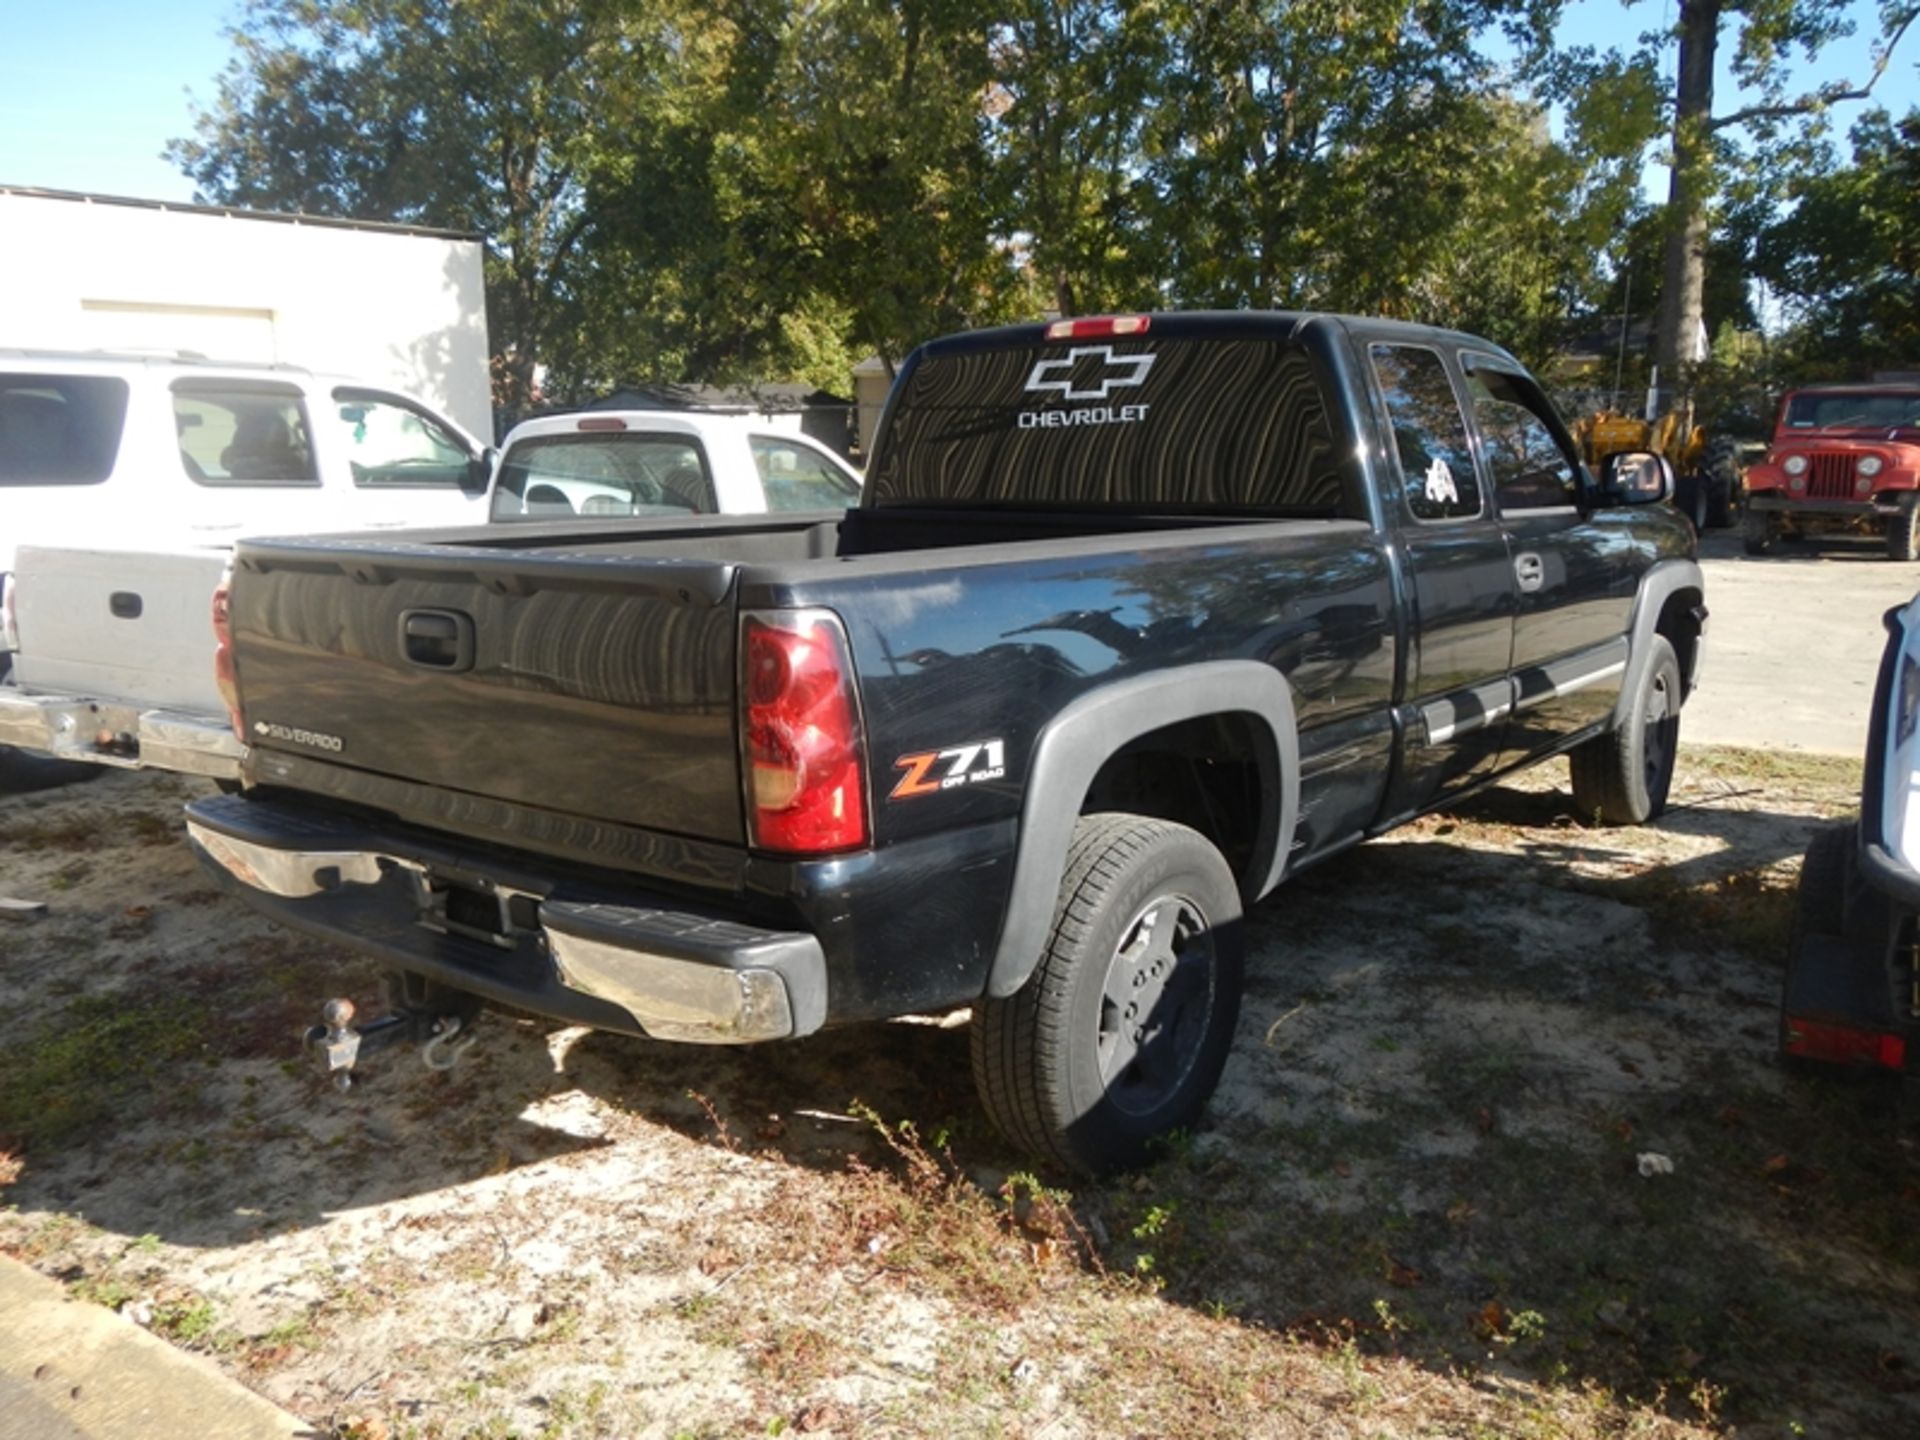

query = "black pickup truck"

[{"left": 187, "top": 312, "right": 1704, "bottom": 1172}]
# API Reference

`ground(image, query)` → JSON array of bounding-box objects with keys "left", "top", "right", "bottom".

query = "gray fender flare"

[
  {"left": 1612, "top": 557, "right": 1706, "bottom": 726},
  {"left": 985, "top": 661, "right": 1300, "bottom": 999}
]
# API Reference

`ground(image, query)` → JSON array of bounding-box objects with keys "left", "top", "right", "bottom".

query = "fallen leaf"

[
  {"left": 1613, "top": 1119, "right": 1636, "bottom": 1144},
  {"left": 1445, "top": 1199, "right": 1475, "bottom": 1226},
  {"left": 1386, "top": 1257, "right": 1422, "bottom": 1288},
  {"left": 1029, "top": 1238, "right": 1057, "bottom": 1267},
  {"left": 796, "top": 1402, "right": 841, "bottom": 1433},
  {"left": 1762, "top": 1153, "right": 1791, "bottom": 1175},
  {"left": 1474, "top": 1107, "right": 1495, "bottom": 1135},
  {"left": 1472, "top": 1301, "right": 1506, "bottom": 1340}
]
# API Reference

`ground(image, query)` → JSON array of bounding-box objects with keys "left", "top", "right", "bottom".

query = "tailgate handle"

[{"left": 400, "top": 609, "right": 475, "bottom": 672}]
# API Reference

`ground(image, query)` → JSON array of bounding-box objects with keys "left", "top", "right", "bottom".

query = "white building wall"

[{"left": 0, "top": 191, "right": 492, "bottom": 436}]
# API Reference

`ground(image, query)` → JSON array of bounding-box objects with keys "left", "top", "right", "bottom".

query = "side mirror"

[
  {"left": 1600, "top": 450, "right": 1674, "bottom": 507},
  {"left": 463, "top": 448, "right": 497, "bottom": 497}
]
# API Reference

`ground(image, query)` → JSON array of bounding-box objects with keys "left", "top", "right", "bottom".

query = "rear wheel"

[
  {"left": 1569, "top": 635, "right": 1680, "bottom": 825},
  {"left": 1887, "top": 494, "right": 1920, "bottom": 561},
  {"left": 1674, "top": 474, "right": 1709, "bottom": 533},
  {"left": 972, "top": 814, "right": 1244, "bottom": 1175},
  {"left": 1704, "top": 438, "right": 1740, "bottom": 529},
  {"left": 1742, "top": 509, "right": 1776, "bottom": 556}
]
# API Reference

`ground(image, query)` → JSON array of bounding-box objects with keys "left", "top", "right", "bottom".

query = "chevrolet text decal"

[
  {"left": 1017, "top": 345, "right": 1154, "bottom": 430},
  {"left": 890, "top": 739, "right": 1007, "bottom": 799}
]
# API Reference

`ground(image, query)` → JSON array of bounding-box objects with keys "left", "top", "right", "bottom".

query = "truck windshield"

[
  {"left": 1783, "top": 392, "right": 1920, "bottom": 431},
  {"left": 867, "top": 336, "right": 1352, "bottom": 514}
]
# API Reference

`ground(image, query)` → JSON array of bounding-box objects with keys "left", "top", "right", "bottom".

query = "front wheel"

[
  {"left": 972, "top": 814, "right": 1244, "bottom": 1175},
  {"left": 1742, "top": 509, "right": 1776, "bottom": 556},
  {"left": 1887, "top": 494, "right": 1920, "bottom": 561},
  {"left": 1569, "top": 635, "right": 1681, "bottom": 825}
]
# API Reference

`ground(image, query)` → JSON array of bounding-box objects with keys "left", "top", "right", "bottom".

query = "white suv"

[
  {"left": 0, "top": 350, "right": 493, "bottom": 584},
  {"left": 0, "top": 351, "right": 493, "bottom": 773}
]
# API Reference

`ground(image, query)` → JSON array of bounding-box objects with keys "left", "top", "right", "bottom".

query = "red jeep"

[{"left": 1744, "top": 383, "right": 1920, "bottom": 558}]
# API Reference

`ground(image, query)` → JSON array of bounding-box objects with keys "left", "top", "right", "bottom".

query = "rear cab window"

[
  {"left": 332, "top": 389, "right": 472, "bottom": 488},
  {"left": 0, "top": 374, "right": 129, "bottom": 485},
  {"left": 491, "top": 432, "right": 716, "bottom": 520},
  {"left": 750, "top": 435, "right": 860, "bottom": 511},
  {"left": 866, "top": 328, "right": 1354, "bottom": 515},
  {"left": 172, "top": 379, "right": 317, "bottom": 486}
]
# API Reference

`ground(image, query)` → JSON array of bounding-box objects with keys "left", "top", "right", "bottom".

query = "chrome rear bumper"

[
  {"left": 184, "top": 798, "right": 825, "bottom": 1044},
  {"left": 0, "top": 691, "right": 243, "bottom": 780}
]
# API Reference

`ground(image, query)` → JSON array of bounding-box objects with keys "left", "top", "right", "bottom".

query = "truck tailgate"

[
  {"left": 14, "top": 544, "right": 231, "bottom": 713},
  {"left": 230, "top": 540, "right": 744, "bottom": 842}
]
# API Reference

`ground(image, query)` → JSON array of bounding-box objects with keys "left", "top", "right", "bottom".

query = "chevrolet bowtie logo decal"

[{"left": 1024, "top": 346, "right": 1156, "bottom": 402}]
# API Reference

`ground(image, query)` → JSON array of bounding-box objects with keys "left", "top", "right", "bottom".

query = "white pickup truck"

[
  {"left": 0, "top": 407, "right": 861, "bottom": 780},
  {"left": 0, "top": 351, "right": 495, "bottom": 777}
]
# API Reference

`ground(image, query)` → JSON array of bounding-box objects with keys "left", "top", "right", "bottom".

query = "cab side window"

[
  {"left": 1368, "top": 345, "right": 1481, "bottom": 521},
  {"left": 1465, "top": 367, "right": 1580, "bottom": 511},
  {"left": 750, "top": 435, "right": 860, "bottom": 512},
  {"left": 172, "top": 383, "right": 317, "bottom": 485},
  {"left": 332, "top": 391, "right": 471, "bottom": 488}
]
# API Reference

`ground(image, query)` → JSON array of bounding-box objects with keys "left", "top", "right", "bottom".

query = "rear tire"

[
  {"left": 1887, "top": 494, "right": 1920, "bottom": 561},
  {"left": 971, "top": 814, "right": 1244, "bottom": 1175},
  {"left": 1780, "top": 824, "right": 1851, "bottom": 1065},
  {"left": 1569, "top": 635, "right": 1680, "bottom": 825},
  {"left": 1704, "top": 439, "right": 1739, "bottom": 529},
  {"left": 1674, "top": 474, "right": 1709, "bottom": 533},
  {"left": 1742, "top": 509, "right": 1775, "bottom": 556}
]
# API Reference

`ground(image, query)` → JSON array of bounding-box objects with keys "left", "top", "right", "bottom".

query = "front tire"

[
  {"left": 1569, "top": 635, "right": 1681, "bottom": 825},
  {"left": 1742, "top": 509, "right": 1776, "bottom": 556},
  {"left": 1704, "top": 439, "right": 1740, "bottom": 529},
  {"left": 972, "top": 814, "right": 1244, "bottom": 1175},
  {"left": 1887, "top": 494, "right": 1920, "bottom": 561}
]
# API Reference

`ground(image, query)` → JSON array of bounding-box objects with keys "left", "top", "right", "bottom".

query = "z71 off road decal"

[{"left": 890, "top": 739, "right": 1007, "bottom": 799}]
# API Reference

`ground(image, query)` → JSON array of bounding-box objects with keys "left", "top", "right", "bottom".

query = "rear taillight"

[
  {"left": 212, "top": 563, "right": 242, "bottom": 742},
  {"left": 0, "top": 572, "right": 17, "bottom": 653},
  {"left": 1044, "top": 314, "right": 1150, "bottom": 341},
  {"left": 741, "top": 610, "right": 868, "bottom": 854},
  {"left": 1783, "top": 1017, "right": 1906, "bottom": 1070}
]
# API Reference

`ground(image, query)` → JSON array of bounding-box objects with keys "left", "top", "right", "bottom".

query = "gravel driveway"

[{"left": 1687, "top": 529, "right": 1920, "bottom": 756}]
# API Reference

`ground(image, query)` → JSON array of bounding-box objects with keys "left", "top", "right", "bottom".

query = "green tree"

[
  {"left": 170, "top": 0, "right": 647, "bottom": 411},
  {"left": 1641, "top": 0, "right": 1916, "bottom": 387},
  {"left": 1758, "top": 106, "right": 1920, "bottom": 375}
]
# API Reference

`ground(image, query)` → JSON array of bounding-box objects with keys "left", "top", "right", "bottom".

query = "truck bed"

[{"left": 230, "top": 506, "right": 1382, "bottom": 861}]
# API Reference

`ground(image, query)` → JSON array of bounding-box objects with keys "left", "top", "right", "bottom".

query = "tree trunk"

[{"left": 1655, "top": 0, "right": 1720, "bottom": 395}]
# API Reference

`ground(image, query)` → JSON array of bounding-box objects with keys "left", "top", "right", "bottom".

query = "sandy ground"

[
  {"left": 3, "top": 539, "right": 1920, "bottom": 1438},
  {"left": 1686, "top": 529, "right": 1920, "bottom": 756}
]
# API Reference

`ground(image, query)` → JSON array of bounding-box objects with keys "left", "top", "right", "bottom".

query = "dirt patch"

[{"left": 1, "top": 751, "right": 1915, "bottom": 1438}]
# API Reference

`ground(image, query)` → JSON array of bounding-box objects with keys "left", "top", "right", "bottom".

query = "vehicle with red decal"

[
  {"left": 185, "top": 312, "right": 1703, "bottom": 1173},
  {"left": 1743, "top": 383, "right": 1920, "bottom": 558}
]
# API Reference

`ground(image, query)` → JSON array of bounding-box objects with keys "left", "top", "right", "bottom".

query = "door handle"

[
  {"left": 400, "top": 609, "right": 475, "bottom": 671},
  {"left": 1514, "top": 552, "right": 1545, "bottom": 593}
]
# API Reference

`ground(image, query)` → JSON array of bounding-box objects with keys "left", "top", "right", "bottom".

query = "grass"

[{"left": 0, "top": 991, "right": 208, "bottom": 1149}]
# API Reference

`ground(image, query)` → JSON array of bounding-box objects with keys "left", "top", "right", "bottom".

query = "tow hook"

[
  {"left": 422, "top": 1013, "right": 478, "bottom": 1071},
  {"left": 303, "top": 996, "right": 479, "bottom": 1091}
]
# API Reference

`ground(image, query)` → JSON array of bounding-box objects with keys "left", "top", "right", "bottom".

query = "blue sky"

[{"left": 0, "top": 0, "right": 1912, "bottom": 207}]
